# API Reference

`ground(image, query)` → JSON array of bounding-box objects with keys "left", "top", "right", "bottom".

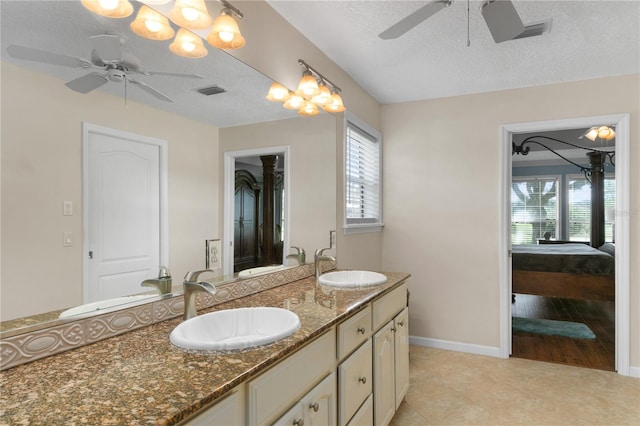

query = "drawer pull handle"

[
  {"left": 293, "top": 419, "right": 304, "bottom": 426},
  {"left": 310, "top": 402, "right": 320, "bottom": 412},
  {"left": 358, "top": 376, "right": 367, "bottom": 384},
  {"left": 398, "top": 321, "right": 405, "bottom": 327},
  {"left": 391, "top": 327, "right": 397, "bottom": 332},
  {"left": 357, "top": 327, "right": 366, "bottom": 334}
]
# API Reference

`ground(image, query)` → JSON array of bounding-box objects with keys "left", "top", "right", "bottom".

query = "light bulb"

[
  {"left": 219, "top": 31, "right": 234, "bottom": 42},
  {"left": 98, "top": 0, "right": 119, "bottom": 10},
  {"left": 181, "top": 7, "right": 199, "bottom": 21},
  {"left": 182, "top": 41, "right": 196, "bottom": 52},
  {"left": 145, "top": 20, "right": 162, "bottom": 32}
]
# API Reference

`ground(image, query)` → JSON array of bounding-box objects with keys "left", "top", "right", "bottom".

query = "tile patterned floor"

[{"left": 390, "top": 346, "right": 640, "bottom": 425}]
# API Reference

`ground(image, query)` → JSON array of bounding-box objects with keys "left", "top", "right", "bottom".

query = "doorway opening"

[{"left": 499, "top": 114, "right": 630, "bottom": 376}]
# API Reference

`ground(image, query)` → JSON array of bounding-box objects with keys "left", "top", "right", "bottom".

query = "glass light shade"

[
  {"left": 583, "top": 128, "right": 599, "bottom": 141},
  {"left": 138, "top": 0, "right": 171, "bottom": 4},
  {"left": 266, "top": 82, "right": 291, "bottom": 102},
  {"left": 81, "top": 0, "right": 133, "bottom": 18},
  {"left": 296, "top": 73, "right": 319, "bottom": 97},
  {"left": 130, "top": 5, "right": 175, "bottom": 40},
  {"left": 323, "top": 93, "right": 346, "bottom": 113},
  {"left": 298, "top": 101, "right": 320, "bottom": 116},
  {"left": 169, "top": 0, "right": 213, "bottom": 30},
  {"left": 597, "top": 126, "right": 616, "bottom": 140},
  {"left": 169, "top": 28, "right": 208, "bottom": 58},
  {"left": 283, "top": 94, "right": 305, "bottom": 110},
  {"left": 207, "top": 11, "right": 246, "bottom": 49},
  {"left": 311, "top": 84, "right": 332, "bottom": 106}
]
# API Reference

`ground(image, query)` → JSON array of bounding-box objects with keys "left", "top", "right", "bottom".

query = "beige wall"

[
  {"left": 219, "top": 114, "right": 337, "bottom": 258},
  {"left": 381, "top": 75, "right": 640, "bottom": 368},
  {"left": 1, "top": 62, "right": 220, "bottom": 321}
]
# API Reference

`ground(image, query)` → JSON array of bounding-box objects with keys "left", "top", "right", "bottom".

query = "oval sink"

[
  {"left": 318, "top": 270, "right": 388, "bottom": 288},
  {"left": 238, "top": 265, "right": 286, "bottom": 279},
  {"left": 170, "top": 307, "right": 301, "bottom": 351}
]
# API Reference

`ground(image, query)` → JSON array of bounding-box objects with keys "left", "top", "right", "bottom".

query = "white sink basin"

[
  {"left": 58, "top": 295, "right": 153, "bottom": 318},
  {"left": 318, "top": 270, "right": 388, "bottom": 288},
  {"left": 238, "top": 265, "right": 285, "bottom": 279},
  {"left": 170, "top": 307, "right": 301, "bottom": 351}
]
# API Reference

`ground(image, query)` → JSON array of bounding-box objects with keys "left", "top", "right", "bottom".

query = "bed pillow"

[{"left": 598, "top": 242, "right": 615, "bottom": 258}]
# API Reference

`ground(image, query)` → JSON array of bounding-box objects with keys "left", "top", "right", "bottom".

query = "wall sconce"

[
  {"left": 130, "top": 5, "right": 175, "bottom": 40},
  {"left": 207, "top": 1, "right": 245, "bottom": 50},
  {"left": 81, "top": 0, "right": 133, "bottom": 18},
  {"left": 581, "top": 126, "right": 616, "bottom": 141},
  {"left": 170, "top": 28, "right": 208, "bottom": 58},
  {"left": 169, "top": 0, "right": 213, "bottom": 30},
  {"left": 267, "top": 59, "right": 346, "bottom": 116}
]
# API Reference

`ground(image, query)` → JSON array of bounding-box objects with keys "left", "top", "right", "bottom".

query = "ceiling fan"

[
  {"left": 7, "top": 34, "right": 203, "bottom": 102},
  {"left": 379, "top": 0, "right": 551, "bottom": 43}
]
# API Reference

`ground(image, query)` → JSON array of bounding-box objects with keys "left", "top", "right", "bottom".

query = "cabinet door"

[
  {"left": 303, "top": 372, "right": 337, "bottom": 426},
  {"left": 394, "top": 308, "right": 410, "bottom": 409},
  {"left": 273, "top": 403, "right": 304, "bottom": 426},
  {"left": 373, "top": 321, "right": 395, "bottom": 426}
]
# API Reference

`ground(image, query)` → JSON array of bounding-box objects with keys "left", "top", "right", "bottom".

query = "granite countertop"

[{"left": 0, "top": 272, "right": 410, "bottom": 425}]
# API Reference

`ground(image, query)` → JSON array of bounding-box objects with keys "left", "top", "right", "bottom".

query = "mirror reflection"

[{"left": 0, "top": 1, "right": 336, "bottom": 332}]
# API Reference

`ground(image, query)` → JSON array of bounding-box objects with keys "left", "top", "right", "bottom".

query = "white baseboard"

[
  {"left": 629, "top": 366, "right": 640, "bottom": 379},
  {"left": 409, "top": 336, "right": 503, "bottom": 358}
]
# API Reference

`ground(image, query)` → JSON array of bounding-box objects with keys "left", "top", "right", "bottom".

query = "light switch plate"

[
  {"left": 63, "top": 232, "right": 73, "bottom": 247},
  {"left": 63, "top": 201, "right": 73, "bottom": 216}
]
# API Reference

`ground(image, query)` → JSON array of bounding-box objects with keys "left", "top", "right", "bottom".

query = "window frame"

[
  {"left": 511, "top": 174, "right": 562, "bottom": 244},
  {"left": 343, "top": 112, "right": 383, "bottom": 234},
  {"left": 566, "top": 173, "right": 616, "bottom": 243}
]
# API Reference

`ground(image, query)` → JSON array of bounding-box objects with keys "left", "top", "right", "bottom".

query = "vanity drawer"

[
  {"left": 337, "top": 305, "right": 372, "bottom": 361},
  {"left": 372, "top": 283, "right": 407, "bottom": 331},
  {"left": 338, "top": 339, "right": 372, "bottom": 426}
]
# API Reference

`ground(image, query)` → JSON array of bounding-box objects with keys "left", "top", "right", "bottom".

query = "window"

[
  {"left": 567, "top": 175, "right": 616, "bottom": 242},
  {"left": 511, "top": 177, "right": 559, "bottom": 244},
  {"left": 344, "top": 114, "right": 383, "bottom": 233}
]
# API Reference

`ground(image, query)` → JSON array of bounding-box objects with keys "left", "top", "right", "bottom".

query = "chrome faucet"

[
  {"left": 286, "top": 246, "right": 306, "bottom": 266},
  {"left": 314, "top": 248, "right": 336, "bottom": 280},
  {"left": 183, "top": 269, "right": 217, "bottom": 320},
  {"left": 141, "top": 266, "right": 172, "bottom": 295}
]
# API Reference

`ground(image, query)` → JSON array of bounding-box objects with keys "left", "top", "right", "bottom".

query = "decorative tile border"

[{"left": 0, "top": 264, "right": 322, "bottom": 371}]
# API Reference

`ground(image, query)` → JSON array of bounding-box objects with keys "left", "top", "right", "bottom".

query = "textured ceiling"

[
  {"left": 0, "top": 1, "right": 298, "bottom": 128},
  {"left": 267, "top": 0, "right": 640, "bottom": 104}
]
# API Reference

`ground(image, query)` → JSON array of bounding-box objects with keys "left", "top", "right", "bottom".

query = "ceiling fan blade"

[
  {"left": 481, "top": 0, "right": 525, "bottom": 43},
  {"left": 144, "top": 71, "right": 204, "bottom": 79},
  {"left": 129, "top": 79, "right": 174, "bottom": 102},
  {"left": 379, "top": 0, "right": 451, "bottom": 40},
  {"left": 65, "top": 72, "right": 108, "bottom": 93},
  {"left": 90, "top": 34, "right": 123, "bottom": 64},
  {"left": 7, "top": 44, "right": 90, "bottom": 68}
]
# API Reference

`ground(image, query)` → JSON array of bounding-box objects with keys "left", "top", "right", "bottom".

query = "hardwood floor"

[{"left": 511, "top": 293, "right": 615, "bottom": 371}]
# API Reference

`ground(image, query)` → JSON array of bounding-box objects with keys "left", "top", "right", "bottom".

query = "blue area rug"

[{"left": 512, "top": 317, "right": 596, "bottom": 340}]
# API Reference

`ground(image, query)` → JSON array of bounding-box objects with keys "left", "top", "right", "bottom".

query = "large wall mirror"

[{"left": 1, "top": 1, "right": 337, "bottom": 332}]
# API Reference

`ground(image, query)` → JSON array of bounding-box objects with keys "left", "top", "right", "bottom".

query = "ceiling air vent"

[
  {"left": 195, "top": 85, "right": 227, "bottom": 96},
  {"left": 514, "top": 19, "right": 553, "bottom": 40}
]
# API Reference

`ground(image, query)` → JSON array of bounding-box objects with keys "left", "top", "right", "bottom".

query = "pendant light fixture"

[
  {"left": 169, "top": 0, "right": 213, "bottom": 30},
  {"left": 81, "top": 0, "right": 133, "bottom": 18},
  {"left": 130, "top": 5, "right": 175, "bottom": 40},
  {"left": 170, "top": 28, "right": 208, "bottom": 58},
  {"left": 582, "top": 126, "right": 616, "bottom": 141},
  {"left": 207, "top": 1, "right": 246, "bottom": 50}
]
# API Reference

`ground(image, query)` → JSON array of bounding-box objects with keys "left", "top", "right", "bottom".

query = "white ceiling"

[
  {"left": 267, "top": 0, "right": 640, "bottom": 104},
  {"left": 0, "top": 1, "right": 298, "bottom": 128}
]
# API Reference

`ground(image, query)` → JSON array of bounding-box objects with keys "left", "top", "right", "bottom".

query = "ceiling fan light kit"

[{"left": 267, "top": 59, "right": 346, "bottom": 116}]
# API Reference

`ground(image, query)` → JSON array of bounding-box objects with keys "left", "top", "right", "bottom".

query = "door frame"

[
  {"left": 498, "top": 113, "right": 630, "bottom": 376},
  {"left": 82, "top": 122, "right": 169, "bottom": 303},
  {"left": 223, "top": 146, "right": 290, "bottom": 276}
]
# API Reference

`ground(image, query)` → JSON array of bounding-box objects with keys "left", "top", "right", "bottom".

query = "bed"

[{"left": 512, "top": 243, "right": 615, "bottom": 301}]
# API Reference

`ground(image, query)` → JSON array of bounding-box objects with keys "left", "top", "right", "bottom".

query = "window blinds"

[
  {"left": 511, "top": 177, "right": 558, "bottom": 244},
  {"left": 345, "top": 122, "right": 381, "bottom": 225}
]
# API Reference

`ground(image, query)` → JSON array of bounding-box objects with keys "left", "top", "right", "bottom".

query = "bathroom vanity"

[{"left": 0, "top": 270, "right": 410, "bottom": 425}]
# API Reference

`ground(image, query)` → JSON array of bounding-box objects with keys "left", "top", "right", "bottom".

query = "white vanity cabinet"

[
  {"left": 273, "top": 372, "right": 337, "bottom": 426},
  {"left": 180, "top": 386, "right": 245, "bottom": 425},
  {"left": 247, "top": 329, "right": 336, "bottom": 425},
  {"left": 372, "top": 284, "right": 409, "bottom": 426}
]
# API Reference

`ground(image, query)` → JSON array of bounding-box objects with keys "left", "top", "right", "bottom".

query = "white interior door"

[{"left": 84, "top": 124, "right": 167, "bottom": 303}]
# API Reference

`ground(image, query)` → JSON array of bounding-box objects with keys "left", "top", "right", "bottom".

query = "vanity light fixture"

[
  {"left": 170, "top": 28, "right": 208, "bottom": 58},
  {"left": 283, "top": 93, "right": 305, "bottom": 110},
  {"left": 581, "top": 126, "right": 616, "bottom": 141},
  {"left": 130, "top": 5, "right": 175, "bottom": 40},
  {"left": 298, "top": 100, "right": 320, "bottom": 116},
  {"left": 311, "top": 83, "right": 332, "bottom": 106},
  {"left": 81, "top": 0, "right": 133, "bottom": 18},
  {"left": 169, "top": 0, "right": 213, "bottom": 30},
  {"left": 207, "top": 1, "right": 246, "bottom": 50},
  {"left": 296, "top": 71, "right": 320, "bottom": 97},
  {"left": 324, "top": 92, "right": 346, "bottom": 113},
  {"left": 266, "top": 82, "right": 291, "bottom": 102}
]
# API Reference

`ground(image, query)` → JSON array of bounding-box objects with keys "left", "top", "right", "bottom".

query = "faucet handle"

[
  {"left": 158, "top": 266, "right": 171, "bottom": 279},
  {"left": 291, "top": 246, "right": 305, "bottom": 255}
]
